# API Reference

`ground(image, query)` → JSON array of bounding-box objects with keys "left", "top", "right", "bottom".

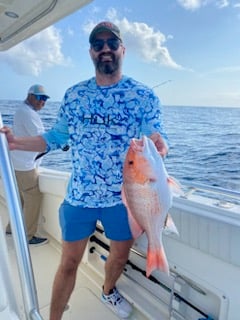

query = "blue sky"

[{"left": 0, "top": 0, "right": 240, "bottom": 107}]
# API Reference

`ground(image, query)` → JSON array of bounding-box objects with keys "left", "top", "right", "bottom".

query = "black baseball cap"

[{"left": 89, "top": 21, "right": 122, "bottom": 43}]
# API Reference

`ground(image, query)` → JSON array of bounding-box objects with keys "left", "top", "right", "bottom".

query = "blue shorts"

[{"left": 59, "top": 200, "right": 133, "bottom": 242}]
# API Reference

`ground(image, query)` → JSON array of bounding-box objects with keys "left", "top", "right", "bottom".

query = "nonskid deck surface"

[
  {"left": 5, "top": 236, "right": 152, "bottom": 320},
  {"left": 5, "top": 236, "right": 117, "bottom": 320}
]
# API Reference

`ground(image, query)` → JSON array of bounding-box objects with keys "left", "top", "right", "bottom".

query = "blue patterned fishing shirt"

[{"left": 43, "top": 75, "right": 168, "bottom": 208}]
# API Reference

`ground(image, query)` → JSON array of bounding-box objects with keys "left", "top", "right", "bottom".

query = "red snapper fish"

[{"left": 122, "top": 135, "right": 181, "bottom": 277}]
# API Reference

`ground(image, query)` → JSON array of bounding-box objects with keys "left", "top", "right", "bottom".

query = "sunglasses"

[
  {"left": 91, "top": 38, "right": 121, "bottom": 52},
  {"left": 34, "top": 95, "right": 48, "bottom": 102}
]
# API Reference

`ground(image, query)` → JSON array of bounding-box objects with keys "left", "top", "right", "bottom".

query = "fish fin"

[
  {"left": 121, "top": 185, "right": 127, "bottom": 206},
  {"left": 167, "top": 176, "right": 184, "bottom": 197},
  {"left": 146, "top": 246, "right": 169, "bottom": 277},
  {"left": 128, "top": 211, "right": 144, "bottom": 239},
  {"left": 121, "top": 186, "right": 143, "bottom": 239},
  {"left": 164, "top": 214, "right": 179, "bottom": 236}
]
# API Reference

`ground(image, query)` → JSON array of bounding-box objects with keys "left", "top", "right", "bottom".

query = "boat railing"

[
  {"left": 0, "top": 113, "right": 43, "bottom": 320},
  {"left": 182, "top": 181, "right": 240, "bottom": 203}
]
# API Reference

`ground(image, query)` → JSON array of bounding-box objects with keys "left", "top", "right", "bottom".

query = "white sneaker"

[{"left": 101, "top": 287, "right": 132, "bottom": 318}]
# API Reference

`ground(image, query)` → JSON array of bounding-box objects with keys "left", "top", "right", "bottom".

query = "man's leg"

[
  {"left": 15, "top": 169, "right": 42, "bottom": 239},
  {"left": 102, "top": 239, "right": 134, "bottom": 318},
  {"left": 5, "top": 170, "right": 24, "bottom": 234},
  {"left": 103, "top": 239, "right": 134, "bottom": 294},
  {"left": 50, "top": 238, "right": 89, "bottom": 320}
]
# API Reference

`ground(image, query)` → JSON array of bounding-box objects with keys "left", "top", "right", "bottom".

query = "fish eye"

[{"left": 128, "top": 160, "right": 134, "bottom": 165}]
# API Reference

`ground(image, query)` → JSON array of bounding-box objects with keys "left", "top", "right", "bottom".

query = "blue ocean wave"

[{"left": 1, "top": 101, "right": 239, "bottom": 192}]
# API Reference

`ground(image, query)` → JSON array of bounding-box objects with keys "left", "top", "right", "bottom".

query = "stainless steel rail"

[
  {"left": 0, "top": 113, "right": 43, "bottom": 320},
  {"left": 183, "top": 181, "right": 240, "bottom": 199}
]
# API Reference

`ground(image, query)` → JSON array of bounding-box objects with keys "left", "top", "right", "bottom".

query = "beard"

[{"left": 94, "top": 53, "right": 121, "bottom": 75}]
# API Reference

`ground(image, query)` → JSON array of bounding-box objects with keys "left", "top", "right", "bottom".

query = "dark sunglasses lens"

[
  {"left": 107, "top": 39, "right": 120, "bottom": 50},
  {"left": 92, "top": 39, "right": 120, "bottom": 52},
  {"left": 35, "top": 95, "right": 47, "bottom": 101},
  {"left": 92, "top": 40, "right": 104, "bottom": 52}
]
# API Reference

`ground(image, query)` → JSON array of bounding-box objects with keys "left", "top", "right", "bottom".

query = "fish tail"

[{"left": 146, "top": 246, "right": 169, "bottom": 277}]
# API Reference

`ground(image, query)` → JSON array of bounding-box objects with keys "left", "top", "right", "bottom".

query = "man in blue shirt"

[{"left": 1, "top": 21, "right": 168, "bottom": 319}]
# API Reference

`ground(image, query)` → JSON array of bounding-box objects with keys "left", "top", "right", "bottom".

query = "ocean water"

[{"left": 0, "top": 100, "right": 239, "bottom": 192}]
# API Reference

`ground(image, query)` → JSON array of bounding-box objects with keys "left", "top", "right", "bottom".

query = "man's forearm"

[
  {"left": 12, "top": 135, "right": 46, "bottom": 152},
  {"left": 0, "top": 126, "right": 47, "bottom": 152}
]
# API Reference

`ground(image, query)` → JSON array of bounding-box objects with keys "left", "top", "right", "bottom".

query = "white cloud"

[
  {"left": 0, "top": 26, "right": 70, "bottom": 76},
  {"left": 177, "top": 0, "right": 206, "bottom": 10},
  {"left": 84, "top": 9, "right": 183, "bottom": 70},
  {"left": 177, "top": 0, "right": 230, "bottom": 10},
  {"left": 119, "top": 19, "right": 182, "bottom": 69},
  {"left": 216, "top": 0, "right": 229, "bottom": 8}
]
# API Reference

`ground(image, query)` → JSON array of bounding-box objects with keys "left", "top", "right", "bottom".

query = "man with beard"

[{"left": 0, "top": 22, "right": 168, "bottom": 319}]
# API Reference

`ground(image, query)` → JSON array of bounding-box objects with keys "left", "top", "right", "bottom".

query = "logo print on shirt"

[{"left": 80, "top": 113, "right": 121, "bottom": 126}]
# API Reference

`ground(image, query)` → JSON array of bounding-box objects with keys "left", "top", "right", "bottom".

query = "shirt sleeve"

[
  {"left": 42, "top": 108, "right": 69, "bottom": 152},
  {"left": 141, "top": 90, "right": 168, "bottom": 144}
]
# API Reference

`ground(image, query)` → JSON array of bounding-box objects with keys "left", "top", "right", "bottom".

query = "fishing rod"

[
  {"left": 35, "top": 144, "right": 69, "bottom": 161},
  {"left": 152, "top": 79, "right": 172, "bottom": 89}
]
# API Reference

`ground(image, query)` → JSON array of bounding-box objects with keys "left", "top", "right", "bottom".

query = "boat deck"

[
  {"left": 2, "top": 188, "right": 170, "bottom": 320},
  {"left": 6, "top": 235, "right": 116, "bottom": 319},
  {"left": 4, "top": 232, "right": 152, "bottom": 320},
  {"left": 0, "top": 163, "right": 167, "bottom": 320}
]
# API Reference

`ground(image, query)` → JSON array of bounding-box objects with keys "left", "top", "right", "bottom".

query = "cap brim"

[
  {"left": 30, "top": 93, "right": 50, "bottom": 98},
  {"left": 89, "top": 27, "right": 121, "bottom": 43}
]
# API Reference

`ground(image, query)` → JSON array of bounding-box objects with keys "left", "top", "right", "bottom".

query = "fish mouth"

[
  {"left": 130, "top": 138, "right": 142, "bottom": 152},
  {"left": 130, "top": 136, "right": 148, "bottom": 152}
]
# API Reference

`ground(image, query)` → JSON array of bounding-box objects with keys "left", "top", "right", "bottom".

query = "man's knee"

[{"left": 60, "top": 256, "right": 81, "bottom": 275}]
